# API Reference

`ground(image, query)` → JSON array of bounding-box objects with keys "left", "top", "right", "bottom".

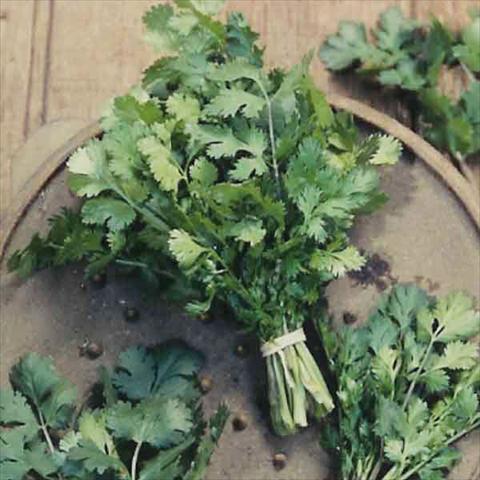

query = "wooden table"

[{"left": 0, "top": 0, "right": 476, "bottom": 221}]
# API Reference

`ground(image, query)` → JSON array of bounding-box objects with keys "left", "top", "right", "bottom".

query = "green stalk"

[
  {"left": 401, "top": 337, "right": 435, "bottom": 411},
  {"left": 131, "top": 441, "right": 142, "bottom": 480},
  {"left": 266, "top": 336, "right": 334, "bottom": 436},
  {"left": 284, "top": 345, "right": 308, "bottom": 427},
  {"left": 269, "top": 354, "right": 296, "bottom": 436},
  {"left": 295, "top": 342, "right": 334, "bottom": 417}
]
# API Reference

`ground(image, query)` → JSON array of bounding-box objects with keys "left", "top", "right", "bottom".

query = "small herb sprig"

[
  {"left": 318, "top": 285, "right": 480, "bottom": 480},
  {"left": 320, "top": 7, "right": 480, "bottom": 182},
  {"left": 0, "top": 343, "right": 228, "bottom": 480}
]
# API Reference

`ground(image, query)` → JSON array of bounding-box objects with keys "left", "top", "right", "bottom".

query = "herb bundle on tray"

[{"left": 8, "top": 0, "right": 401, "bottom": 436}]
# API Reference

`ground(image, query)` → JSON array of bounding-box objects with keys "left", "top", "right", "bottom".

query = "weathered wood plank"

[
  {"left": 0, "top": 0, "right": 34, "bottom": 217},
  {"left": 46, "top": 0, "right": 157, "bottom": 123},
  {"left": 412, "top": 0, "right": 478, "bottom": 28},
  {"left": 23, "top": 0, "right": 54, "bottom": 138},
  {"left": 45, "top": 0, "right": 412, "bottom": 124}
]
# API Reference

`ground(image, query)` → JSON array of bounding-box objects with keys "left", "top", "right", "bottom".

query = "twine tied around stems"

[{"left": 261, "top": 328, "right": 306, "bottom": 358}]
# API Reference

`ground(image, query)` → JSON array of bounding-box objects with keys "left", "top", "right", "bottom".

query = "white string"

[{"left": 261, "top": 328, "right": 306, "bottom": 358}]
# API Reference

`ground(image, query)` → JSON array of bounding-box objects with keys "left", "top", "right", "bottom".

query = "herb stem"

[
  {"left": 38, "top": 410, "right": 55, "bottom": 455},
  {"left": 36, "top": 408, "right": 65, "bottom": 480},
  {"left": 256, "top": 81, "right": 280, "bottom": 196},
  {"left": 401, "top": 337, "right": 434, "bottom": 411},
  {"left": 460, "top": 62, "right": 476, "bottom": 83},
  {"left": 131, "top": 441, "right": 142, "bottom": 480}
]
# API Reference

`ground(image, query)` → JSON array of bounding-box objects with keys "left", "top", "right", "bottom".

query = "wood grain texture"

[
  {"left": 0, "top": 0, "right": 476, "bottom": 220},
  {"left": 0, "top": 1, "right": 34, "bottom": 214}
]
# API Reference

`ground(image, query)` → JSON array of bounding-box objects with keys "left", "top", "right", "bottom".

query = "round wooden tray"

[{"left": 1, "top": 98, "right": 479, "bottom": 480}]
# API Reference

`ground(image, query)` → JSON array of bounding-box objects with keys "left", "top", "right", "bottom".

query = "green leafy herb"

[
  {"left": 0, "top": 344, "right": 228, "bottom": 480},
  {"left": 318, "top": 285, "right": 480, "bottom": 480},
  {"left": 8, "top": 0, "right": 400, "bottom": 436},
  {"left": 320, "top": 7, "right": 480, "bottom": 175}
]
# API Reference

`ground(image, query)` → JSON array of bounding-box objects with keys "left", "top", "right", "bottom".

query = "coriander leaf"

[
  {"left": 295, "top": 186, "right": 326, "bottom": 242},
  {"left": 59, "top": 431, "right": 81, "bottom": 453},
  {"left": 310, "top": 245, "right": 365, "bottom": 277},
  {"left": 378, "top": 59, "right": 425, "bottom": 91},
  {"left": 188, "top": 124, "right": 266, "bottom": 160},
  {"left": 433, "top": 341, "right": 478, "bottom": 371},
  {"left": 368, "top": 315, "right": 399, "bottom": 355},
  {"left": 319, "top": 21, "right": 370, "bottom": 70},
  {"left": 228, "top": 218, "right": 266, "bottom": 246},
  {"left": 150, "top": 343, "right": 203, "bottom": 399},
  {"left": 139, "top": 438, "right": 193, "bottom": 480},
  {"left": 371, "top": 346, "right": 399, "bottom": 391},
  {"left": 230, "top": 155, "right": 268, "bottom": 181},
  {"left": 452, "top": 386, "right": 479, "bottom": 420},
  {"left": 453, "top": 17, "right": 480, "bottom": 72},
  {"left": 420, "top": 368, "right": 449, "bottom": 393},
  {"left": 68, "top": 439, "right": 125, "bottom": 476},
  {"left": 67, "top": 140, "right": 108, "bottom": 179},
  {"left": 82, "top": 198, "right": 136, "bottom": 232},
  {"left": 0, "top": 431, "right": 58, "bottom": 480},
  {"left": 78, "top": 411, "right": 117, "bottom": 456},
  {"left": 302, "top": 75, "right": 334, "bottom": 128},
  {"left": 380, "top": 284, "right": 429, "bottom": 330},
  {"left": 368, "top": 135, "right": 403, "bottom": 165},
  {"left": 374, "top": 6, "right": 417, "bottom": 53},
  {"left": 106, "top": 397, "right": 193, "bottom": 448},
  {"left": 204, "top": 87, "right": 265, "bottom": 119},
  {"left": 0, "top": 389, "right": 38, "bottom": 442},
  {"left": 166, "top": 92, "right": 201, "bottom": 124},
  {"left": 138, "top": 136, "right": 184, "bottom": 192},
  {"left": 168, "top": 229, "right": 208, "bottom": 268},
  {"left": 112, "top": 95, "right": 162, "bottom": 126},
  {"left": 103, "top": 122, "right": 147, "bottom": 180},
  {"left": 434, "top": 291, "right": 480, "bottom": 342},
  {"left": 208, "top": 58, "right": 262, "bottom": 84},
  {"left": 461, "top": 80, "right": 480, "bottom": 125},
  {"left": 189, "top": 157, "right": 218, "bottom": 186},
  {"left": 188, "top": 0, "right": 224, "bottom": 16},
  {"left": 184, "top": 404, "right": 229, "bottom": 480},
  {"left": 225, "top": 12, "right": 263, "bottom": 66},
  {"left": 68, "top": 410, "right": 125, "bottom": 476},
  {"left": 67, "top": 173, "right": 109, "bottom": 198},
  {"left": 143, "top": 4, "right": 178, "bottom": 53},
  {"left": 10, "top": 353, "right": 76, "bottom": 430}
]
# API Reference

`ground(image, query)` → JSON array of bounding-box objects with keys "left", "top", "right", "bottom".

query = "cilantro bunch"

[
  {"left": 320, "top": 7, "right": 480, "bottom": 178},
  {"left": 0, "top": 343, "right": 228, "bottom": 480},
  {"left": 8, "top": 0, "right": 401, "bottom": 436},
  {"left": 318, "top": 285, "right": 480, "bottom": 480}
]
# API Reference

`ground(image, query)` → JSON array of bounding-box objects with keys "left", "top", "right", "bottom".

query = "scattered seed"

[
  {"left": 234, "top": 343, "right": 249, "bottom": 358},
  {"left": 78, "top": 339, "right": 90, "bottom": 357},
  {"left": 197, "top": 312, "right": 214, "bottom": 323},
  {"left": 343, "top": 312, "right": 357, "bottom": 325},
  {"left": 232, "top": 413, "right": 248, "bottom": 431},
  {"left": 272, "top": 453, "right": 287, "bottom": 470},
  {"left": 199, "top": 375, "right": 213, "bottom": 394},
  {"left": 123, "top": 307, "right": 140, "bottom": 322},
  {"left": 91, "top": 273, "right": 106, "bottom": 288},
  {"left": 86, "top": 342, "right": 104, "bottom": 360}
]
